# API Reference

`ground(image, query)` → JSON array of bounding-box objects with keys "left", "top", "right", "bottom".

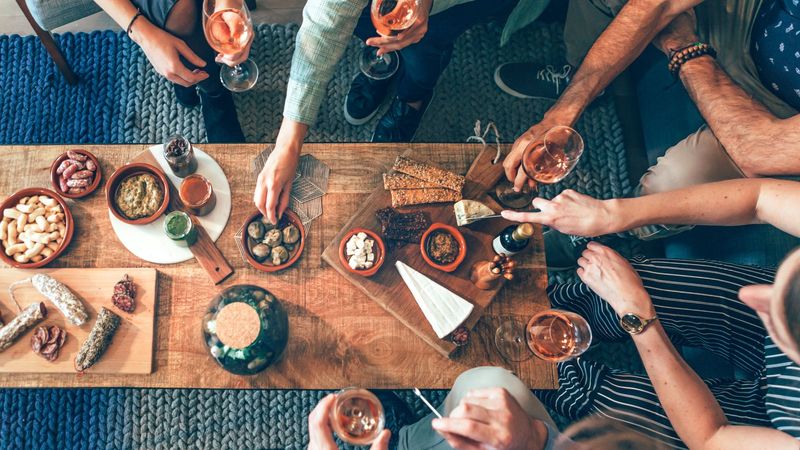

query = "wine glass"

[
  {"left": 202, "top": 0, "right": 259, "bottom": 92},
  {"left": 526, "top": 309, "right": 591, "bottom": 362},
  {"left": 329, "top": 387, "right": 386, "bottom": 446},
  {"left": 359, "top": 0, "right": 421, "bottom": 80},
  {"left": 495, "top": 319, "right": 534, "bottom": 362},
  {"left": 521, "top": 126, "right": 584, "bottom": 185}
]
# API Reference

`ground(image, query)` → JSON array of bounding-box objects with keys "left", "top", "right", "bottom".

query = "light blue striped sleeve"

[{"left": 283, "top": 0, "right": 368, "bottom": 125}]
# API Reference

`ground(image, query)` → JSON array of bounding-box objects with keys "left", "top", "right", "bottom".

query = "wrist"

[
  {"left": 129, "top": 17, "right": 156, "bottom": 46},
  {"left": 604, "top": 198, "right": 629, "bottom": 233},
  {"left": 276, "top": 118, "right": 307, "bottom": 156},
  {"left": 541, "top": 104, "right": 580, "bottom": 129}
]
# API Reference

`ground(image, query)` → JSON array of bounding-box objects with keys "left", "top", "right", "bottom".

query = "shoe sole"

[
  {"left": 343, "top": 74, "right": 389, "bottom": 126},
  {"left": 370, "top": 91, "right": 435, "bottom": 143},
  {"left": 493, "top": 65, "right": 559, "bottom": 101}
]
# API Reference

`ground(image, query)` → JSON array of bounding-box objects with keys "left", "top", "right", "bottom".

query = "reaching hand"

[
  {"left": 365, "top": 0, "right": 434, "bottom": 56},
  {"left": 653, "top": 9, "right": 699, "bottom": 56},
  {"left": 501, "top": 189, "right": 614, "bottom": 237},
  {"left": 133, "top": 20, "right": 209, "bottom": 87},
  {"left": 254, "top": 145, "right": 299, "bottom": 224},
  {"left": 577, "top": 242, "right": 655, "bottom": 318},
  {"left": 432, "top": 388, "right": 547, "bottom": 450},
  {"left": 307, "top": 394, "right": 391, "bottom": 450}
]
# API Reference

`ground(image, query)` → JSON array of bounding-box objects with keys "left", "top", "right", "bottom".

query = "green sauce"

[
  {"left": 167, "top": 213, "right": 188, "bottom": 235},
  {"left": 164, "top": 211, "right": 197, "bottom": 245}
]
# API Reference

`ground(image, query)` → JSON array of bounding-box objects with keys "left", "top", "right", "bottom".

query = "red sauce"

[{"left": 179, "top": 174, "right": 216, "bottom": 216}]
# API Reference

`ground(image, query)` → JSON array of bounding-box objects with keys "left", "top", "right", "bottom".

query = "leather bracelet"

[
  {"left": 126, "top": 10, "right": 143, "bottom": 35},
  {"left": 667, "top": 42, "right": 717, "bottom": 78}
]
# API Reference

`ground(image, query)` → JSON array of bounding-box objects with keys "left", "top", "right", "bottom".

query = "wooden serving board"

[
  {"left": 133, "top": 150, "right": 234, "bottom": 285},
  {"left": 321, "top": 146, "right": 520, "bottom": 358},
  {"left": 0, "top": 268, "right": 157, "bottom": 374}
]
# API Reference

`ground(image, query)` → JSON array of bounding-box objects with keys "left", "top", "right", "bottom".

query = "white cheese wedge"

[{"left": 395, "top": 261, "right": 474, "bottom": 338}]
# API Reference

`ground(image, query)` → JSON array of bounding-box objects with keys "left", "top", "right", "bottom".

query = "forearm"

[
  {"left": 546, "top": 0, "right": 699, "bottom": 124},
  {"left": 609, "top": 178, "right": 800, "bottom": 237},
  {"left": 679, "top": 56, "right": 800, "bottom": 176},
  {"left": 275, "top": 118, "right": 308, "bottom": 154},
  {"left": 633, "top": 322, "right": 728, "bottom": 449},
  {"left": 94, "top": 0, "right": 159, "bottom": 46}
]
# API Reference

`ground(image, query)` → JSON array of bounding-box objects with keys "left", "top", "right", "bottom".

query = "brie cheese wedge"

[{"left": 395, "top": 261, "right": 474, "bottom": 338}]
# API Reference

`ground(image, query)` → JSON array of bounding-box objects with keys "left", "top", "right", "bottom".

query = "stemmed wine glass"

[
  {"left": 329, "top": 387, "right": 386, "bottom": 446},
  {"left": 360, "top": 0, "right": 421, "bottom": 80},
  {"left": 496, "top": 126, "right": 585, "bottom": 209},
  {"left": 202, "top": 0, "right": 259, "bottom": 92},
  {"left": 495, "top": 309, "right": 592, "bottom": 363}
]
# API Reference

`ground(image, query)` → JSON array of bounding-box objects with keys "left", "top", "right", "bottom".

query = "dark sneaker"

[
  {"left": 173, "top": 83, "right": 200, "bottom": 108},
  {"left": 494, "top": 63, "right": 572, "bottom": 100},
  {"left": 199, "top": 89, "right": 245, "bottom": 143},
  {"left": 543, "top": 228, "right": 586, "bottom": 271},
  {"left": 371, "top": 96, "right": 431, "bottom": 143},
  {"left": 344, "top": 73, "right": 395, "bottom": 126}
]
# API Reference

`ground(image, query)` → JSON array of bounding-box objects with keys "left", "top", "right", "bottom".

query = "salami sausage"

[
  {"left": 75, "top": 307, "right": 120, "bottom": 372},
  {"left": 10, "top": 274, "right": 89, "bottom": 326},
  {"left": 0, "top": 302, "right": 46, "bottom": 352}
]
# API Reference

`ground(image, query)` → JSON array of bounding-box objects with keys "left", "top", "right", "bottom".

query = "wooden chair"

[{"left": 17, "top": 0, "right": 258, "bottom": 86}]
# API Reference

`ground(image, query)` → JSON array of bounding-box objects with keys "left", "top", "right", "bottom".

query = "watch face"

[{"left": 620, "top": 313, "right": 644, "bottom": 333}]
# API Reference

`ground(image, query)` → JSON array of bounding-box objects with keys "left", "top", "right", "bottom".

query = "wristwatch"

[{"left": 619, "top": 312, "right": 658, "bottom": 335}]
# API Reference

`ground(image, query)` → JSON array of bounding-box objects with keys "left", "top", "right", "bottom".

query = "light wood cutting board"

[
  {"left": 321, "top": 146, "right": 533, "bottom": 358},
  {"left": 0, "top": 268, "right": 157, "bottom": 374}
]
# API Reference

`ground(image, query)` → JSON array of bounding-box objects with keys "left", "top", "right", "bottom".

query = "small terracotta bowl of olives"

[{"left": 240, "top": 209, "right": 305, "bottom": 273}]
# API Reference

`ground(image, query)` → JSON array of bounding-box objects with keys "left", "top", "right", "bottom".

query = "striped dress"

[{"left": 537, "top": 257, "right": 800, "bottom": 449}]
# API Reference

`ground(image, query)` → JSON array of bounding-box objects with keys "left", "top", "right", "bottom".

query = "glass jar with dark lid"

[{"left": 163, "top": 134, "right": 198, "bottom": 178}]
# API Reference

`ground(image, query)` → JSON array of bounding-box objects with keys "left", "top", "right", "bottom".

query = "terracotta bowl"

[
  {"left": 338, "top": 228, "right": 386, "bottom": 277},
  {"left": 105, "top": 163, "right": 170, "bottom": 225},
  {"left": 0, "top": 187, "right": 75, "bottom": 269},
  {"left": 420, "top": 223, "right": 467, "bottom": 273},
  {"left": 241, "top": 210, "right": 306, "bottom": 273},
  {"left": 50, "top": 149, "right": 102, "bottom": 199}
]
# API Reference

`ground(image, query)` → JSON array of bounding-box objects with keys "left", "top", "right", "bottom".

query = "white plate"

[{"left": 108, "top": 145, "right": 232, "bottom": 264}]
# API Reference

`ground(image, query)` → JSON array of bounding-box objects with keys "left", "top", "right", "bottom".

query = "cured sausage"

[
  {"left": 0, "top": 302, "right": 46, "bottom": 352},
  {"left": 75, "top": 307, "right": 120, "bottom": 372},
  {"left": 9, "top": 274, "right": 89, "bottom": 326}
]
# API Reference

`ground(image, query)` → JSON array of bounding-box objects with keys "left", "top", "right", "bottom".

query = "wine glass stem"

[{"left": 231, "top": 64, "right": 244, "bottom": 75}]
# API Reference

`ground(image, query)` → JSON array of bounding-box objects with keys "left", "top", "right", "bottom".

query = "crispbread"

[
  {"left": 393, "top": 157, "right": 465, "bottom": 193},
  {"left": 383, "top": 173, "right": 442, "bottom": 191},
  {"left": 390, "top": 188, "right": 462, "bottom": 208}
]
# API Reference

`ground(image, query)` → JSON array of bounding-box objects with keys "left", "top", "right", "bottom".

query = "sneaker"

[
  {"left": 344, "top": 73, "right": 395, "bottom": 126},
  {"left": 494, "top": 63, "right": 572, "bottom": 100},
  {"left": 371, "top": 96, "right": 431, "bottom": 142},
  {"left": 199, "top": 89, "right": 245, "bottom": 143},
  {"left": 543, "top": 229, "right": 586, "bottom": 271},
  {"left": 173, "top": 83, "right": 200, "bottom": 108}
]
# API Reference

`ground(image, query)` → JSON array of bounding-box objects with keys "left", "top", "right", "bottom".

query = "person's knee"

[{"left": 164, "top": 0, "right": 199, "bottom": 38}]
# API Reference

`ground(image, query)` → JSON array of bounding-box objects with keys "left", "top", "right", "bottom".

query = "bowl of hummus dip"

[{"left": 106, "top": 163, "right": 170, "bottom": 225}]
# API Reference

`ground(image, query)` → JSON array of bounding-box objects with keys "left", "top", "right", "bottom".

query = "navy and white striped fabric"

[{"left": 537, "top": 257, "right": 800, "bottom": 449}]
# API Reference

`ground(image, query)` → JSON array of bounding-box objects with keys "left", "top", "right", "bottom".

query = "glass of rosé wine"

[
  {"left": 360, "top": 0, "right": 421, "bottom": 80},
  {"left": 203, "top": 0, "right": 258, "bottom": 92}
]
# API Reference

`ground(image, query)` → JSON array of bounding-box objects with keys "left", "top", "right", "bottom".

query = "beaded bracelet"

[
  {"left": 667, "top": 42, "right": 717, "bottom": 78},
  {"left": 126, "top": 9, "right": 143, "bottom": 35}
]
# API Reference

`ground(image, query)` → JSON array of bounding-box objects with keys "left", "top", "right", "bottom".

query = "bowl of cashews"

[{"left": 0, "top": 188, "right": 74, "bottom": 269}]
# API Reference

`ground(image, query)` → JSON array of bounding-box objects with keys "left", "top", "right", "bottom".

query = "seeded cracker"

[
  {"left": 383, "top": 173, "right": 443, "bottom": 191},
  {"left": 393, "top": 156, "right": 465, "bottom": 193},
  {"left": 391, "top": 188, "right": 462, "bottom": 208}
]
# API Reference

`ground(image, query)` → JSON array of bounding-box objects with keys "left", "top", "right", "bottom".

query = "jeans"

[{"left": 352, "top": 0, "right": 519, "bottom": 102}]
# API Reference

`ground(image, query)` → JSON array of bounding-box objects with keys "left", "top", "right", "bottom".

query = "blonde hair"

[{"left": 561, "top": 416, "right": 670, "bottom": 450}]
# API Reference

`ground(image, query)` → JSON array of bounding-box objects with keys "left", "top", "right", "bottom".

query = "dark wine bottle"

[{"left": 492, "top": 223, "right": 534, "bottom": 256}]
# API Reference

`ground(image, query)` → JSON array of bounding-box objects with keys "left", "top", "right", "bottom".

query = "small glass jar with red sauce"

[{"left": 179, "top": 174, "right": 216, "bottom": 216}]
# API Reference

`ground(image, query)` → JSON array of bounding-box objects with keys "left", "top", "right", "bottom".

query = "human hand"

[
  {"left": 254, "top": 146, "right": 299, "bottom": 224},
  {"left": 215, "top": 38, "right": 252, "bottom": 67},
  {"left": 431, "top": 388, "right": 547, "bottom": 450},
  {"left": 500, "top": 189, "right": 615, "bottom": 237},
  {"left": 653, "top": 9, "right": 699, "bottom": 56},
  {"left": 212, "top": 8, "right": 253, "bottom": 67},
  {"left": 577, "top": 242, "right": 654, "bottom": 317},
  {"left": 132, "top": 20, "right": 209, "bottom": 87},
  {"left": 307, "top": 394, "right": 391, "bottom": 450},
  {"left": 365, "top": 0, "right": 434, "bottom": 56},
  {"left": 503, "top": 115, "right": 572, "bottom": 192}
]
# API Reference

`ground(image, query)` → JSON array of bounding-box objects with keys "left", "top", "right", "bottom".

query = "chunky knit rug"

[{"left": 0, "top": 22, "right": 634, "bottom": 449}]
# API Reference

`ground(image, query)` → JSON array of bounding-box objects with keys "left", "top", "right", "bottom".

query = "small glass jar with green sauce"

[{"left": 164, "top": 211, "right": 197, "bottom": 246}]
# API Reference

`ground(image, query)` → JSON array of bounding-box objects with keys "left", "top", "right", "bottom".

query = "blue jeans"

[{"left": 352, "top": 0, "right": 518, "bottom": 102}]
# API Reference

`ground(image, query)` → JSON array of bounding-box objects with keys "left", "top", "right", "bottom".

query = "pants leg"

[
  {"left": 548, "top": 257, "right": 773, "bottom": 376},
  {"left": 628, "top": 126, "right": 746, "bottom": 240},
  {"left": 564, "top": 0, "right": 628, "bottom": 66},
  {"left": 353, "top": 0, "right": 519, "bottom": 103},
  {"left": 536, "top": 359, "right": 770, "bottom": 449},
  {"left": 398, "top": 367, "right": 555, "bottom": 450}
]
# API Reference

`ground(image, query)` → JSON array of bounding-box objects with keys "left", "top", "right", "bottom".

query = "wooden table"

[{"left": 0, "top": 144, "right": 557, "bottom": 389}]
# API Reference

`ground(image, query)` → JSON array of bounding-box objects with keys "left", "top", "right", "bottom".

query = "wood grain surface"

[
  {"left": 0, "top": 267, "right": 157, "bottom": 374},
  {"left": 321, "top": 146, "right": 533, "bottom": 358},
  {"left": 0, "top": 144, "right": 556, "bottom": 390}
]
